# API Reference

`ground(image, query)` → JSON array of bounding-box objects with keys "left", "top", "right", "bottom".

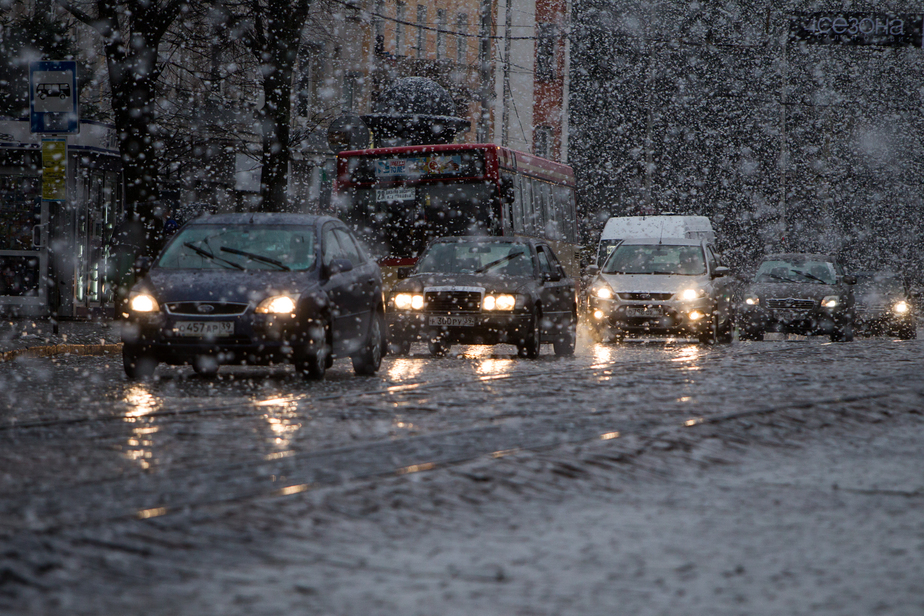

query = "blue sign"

[{"left": 30, "top": 61, "right": 79, "bottom": 134}]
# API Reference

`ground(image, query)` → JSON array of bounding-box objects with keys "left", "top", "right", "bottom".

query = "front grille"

[
  {"left": 766, "top": 298, "right": 816, "bottom": 311},
  {"left": 165, "top": 302, "right": 249, "bottom": 316},
  {"left": 618, "top": 292, "right": 673, "bottom": 301},
  {"left": 425, "top": 291, "right": 482, "bottom": 313}
]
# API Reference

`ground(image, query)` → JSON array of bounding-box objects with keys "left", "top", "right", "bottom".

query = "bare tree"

[{"left": 57, "top": 0, "right": 187, "bottom": 251}]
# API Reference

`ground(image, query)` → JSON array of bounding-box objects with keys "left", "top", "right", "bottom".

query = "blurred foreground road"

[{"left": 1, "top": 331, "right": 923, "bottom": 615}]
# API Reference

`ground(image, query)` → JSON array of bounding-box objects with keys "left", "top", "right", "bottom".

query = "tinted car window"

[
  {"left": 416, "top": 241, "right": 529, "bottom": 275},
  {"left": 536, "top": 248, "right": 553, "bottom": 274},
  {"left": 158, "top": 225, "right": 316, "bottom": 271},
  {"left": 333, "top": 228, "right": 363, "bottom": 266}
]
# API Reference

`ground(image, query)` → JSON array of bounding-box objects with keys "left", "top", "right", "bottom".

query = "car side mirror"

[
  {"left": 133, "top": 256, "right": 153, "bottom": 279},
  {"left": 842, "top": 275, "right": 857, "bottom": 285},
  {"left": 712, "top": 266, "right": 730, "bottom": 278},
  {"left": 397, "top": 266, "right": 414, "bottom": 280},
  {"left": 326, "top": 258, "right": 353, "bottom": 277},
  {"left": 585, "top": 265, "right": 600, "bottom": 277}
]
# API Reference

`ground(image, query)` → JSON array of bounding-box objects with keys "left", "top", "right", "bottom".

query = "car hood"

[
  {"left": 598, "top": 273, "right": 710, "bottom": 294},
  {"left": 140, "top": 269, "right": 320, "bottom": 304},
  {"left": 393, "top": 273, "right": 531, "bottom": 294},
  {"left": 746, "top": 281, "right": 843, "bottom": 301}
]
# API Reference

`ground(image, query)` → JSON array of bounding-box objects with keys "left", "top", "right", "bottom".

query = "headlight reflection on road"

[
  {"left": 123, "top": 385, "right": 161, "bottom": 469},
  {"left": 387, "top": 358, "right": 424, "bottom": 381},
  {"left": 476, "top": 357, "right": 516, "bottom": 379},
  {"left": 259, "top": 397, "right": 302, "bottom": 456}
]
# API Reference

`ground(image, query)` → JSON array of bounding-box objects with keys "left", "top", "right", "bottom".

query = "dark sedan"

[
  {"left": 854, "top": 271, "right": 916, "bottom": 339},
  {"left": 386, "top": 236, "right": 578, "bottom": 358},
  {"left": 121, "top": 213, "right": 386, "bottom": 379},
  {"left": 737, "top": 253, "right": 856, "bottom": 342}
]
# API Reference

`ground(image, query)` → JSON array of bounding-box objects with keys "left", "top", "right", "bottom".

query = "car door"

[
  {"left": 321, "top": 223, "right": 363, "bottom": 355},
  {"left": 535, "top": 245, "right": 571, "bottom": 335},
  {"left": 333, "top": 226, "right": 380, "bottom": 343},
  {"left": 705, "top": 245, "right": 731, "bottom": 324}
]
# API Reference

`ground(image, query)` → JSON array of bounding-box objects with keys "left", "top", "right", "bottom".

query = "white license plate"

[
  {"left": 626, "top": 306, "right": 663, "bottom": 318},
  {"left": 173, "top": 321, "right": 234, "bottom": 337},
  {"left": 429, "top": 315, "right": 476, "bottom": 327}
]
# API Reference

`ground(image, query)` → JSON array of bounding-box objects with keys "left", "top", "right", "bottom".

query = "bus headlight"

[
  {"left": 256, "top": 295, "right": 299, "bottom": 315},
  {"left": 394, "top": 293, "right": 424, "bottom": 310},
  {"left": 484, "top": 294, "right": 516, "bottom": 311},
  {"left": 893, "top": 301, "right": 910, "bottom": 314},
  {"left": 129, "top": 293, "right": 159, "bottom": 313}
]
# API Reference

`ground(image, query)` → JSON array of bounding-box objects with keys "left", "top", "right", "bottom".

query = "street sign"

[
  {"left": 41, "top": 138, "right": 67, "bottom": 201},
  {"left": 791, "top": 13, "right": 924, "bottom": 47},
  {"left": 30, "top": 61, "right": 79, "bottom": 134}
]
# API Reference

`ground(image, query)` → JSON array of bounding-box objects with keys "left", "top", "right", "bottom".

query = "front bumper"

[
  {"left": 587, "top": 296, "right": 714, "bottom": 337},
  {"left": 121, "top": 311, "right": 320, "bottom": 365},
  {"left": 738, "top": 305, "right": 851, "bottom": 335},
  {"left": 387, "top": 310, "right": 533, "bottom": 345}
]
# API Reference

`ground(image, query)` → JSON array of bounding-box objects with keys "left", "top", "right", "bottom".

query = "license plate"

[
  {"left": 173, "top": 321, "right": 234, "bottom": 337},
  {"left": 429, "top": 315, "right": 476, "bottom": 327},
  {"left": 626, "top": 306, "right": 663, "bottom": 318}
]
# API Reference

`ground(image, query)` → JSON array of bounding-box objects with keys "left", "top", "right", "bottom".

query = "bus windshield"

[{"left": 337, "top": 181, "right": 497, "bottom": 261}]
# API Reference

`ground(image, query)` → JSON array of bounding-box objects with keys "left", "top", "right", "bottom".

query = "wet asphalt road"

[{"left": 1, "top": 329, "right": 922, "bottom": 613}]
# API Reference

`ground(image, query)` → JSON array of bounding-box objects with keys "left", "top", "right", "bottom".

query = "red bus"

[{"left": 332, "top": 143, "right": 579, "bottom": 286}]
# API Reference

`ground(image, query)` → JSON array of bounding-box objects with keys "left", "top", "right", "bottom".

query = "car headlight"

[
  {"left": 256, "top": 295, "right": 299, "bottom": 315},
  {"left": 484, "top": 294, "right": 516, "bottom": 311},
  {"left": 821, "top": 296, "right": 839, "bottom": 309},
  {"left": 893, "top": 301, "right": 910, "bottom": 314},
  {"left": 394, "top": 293, "right": 424, "bottom": 310},
  {"left": 744, "top": 295, "right": 759, "bottom": 306},
  {"left": 129, "top": 293, "right": 159, "bottom": 312},
  {"left": 592, "top": 282, "right": 615, "bottom": 300},
  {"left": 679, "top": 288, "right": 706, "bottom": 301}
]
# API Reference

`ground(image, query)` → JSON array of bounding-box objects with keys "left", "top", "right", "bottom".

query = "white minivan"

[{"left": 596, "top": 215, "right": 716, "bottom": 266}]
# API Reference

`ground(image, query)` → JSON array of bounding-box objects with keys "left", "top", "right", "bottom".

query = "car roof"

[
  {"left": 617, "top": 237, "right": 705, "bottom": 247},
  {"left": 431, "top": 235, "right": 535, "bottom": 245},
  {"left": 186, "top": 212, "right": 334, "bottom": 227}
]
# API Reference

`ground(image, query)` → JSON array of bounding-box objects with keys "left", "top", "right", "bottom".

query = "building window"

[
  {"left": 416, "top": 5, "right": 427, "bottom": 58},
  {"left": 456, "top": 13, "right": 468, "bottom": 64},
  {"left": 534, "top": 126, "right": 553, "bottom": 159},
  {"left": 536, "top": 23, "right": 556, "bottom": 81},
  {"left": 396, "top": 2, "right": 406, "bottom": 56},
  {"left": 436, "top": 9, "right": 446, "bottom": 59},
  {"left": 343, "top": 71, "right": 362, "bottom": 113}
]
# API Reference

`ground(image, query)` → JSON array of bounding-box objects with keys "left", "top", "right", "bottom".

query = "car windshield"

[
  {"left": 754, "top": 259, "right": 836, "bottom": 284},
  {"left": 416, "top": 241, "right": 532, "bottom": 276},
  {"left": 602, "top": 244, "right": 705, "bottom": 275},
  {"left": 856, "top": 275, "right": 904, "bottom": 296},
  {"left": 157, "top": 225, "right": 316, "bottom": 271}
]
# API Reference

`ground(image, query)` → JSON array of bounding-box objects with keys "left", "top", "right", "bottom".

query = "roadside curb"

[{"left": 0, "top": 343, "right": 123, "bottom": 363}]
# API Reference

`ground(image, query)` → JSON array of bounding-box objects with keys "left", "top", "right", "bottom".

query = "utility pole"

[{"left": 501, "top": 0, "right": 512, "bottom": 146}]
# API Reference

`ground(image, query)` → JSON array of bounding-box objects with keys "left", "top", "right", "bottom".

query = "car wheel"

[
  {"left": 553, "top": 310, "right": 577, "bottom": 356},
  {"left": 352, "top": 310, "right": 384, "bottom": 375},
  {"left": 697, "top": 320, "right": 718, "bottom": 345},
  {"left": 388, "top": 338, "right": 412, "bottom": 356},
  {"left": 830, "top": 323, "right": 854, "bottom": 342},
  {"left": 518, "top": 308, "right": 542, "bottom": 359},
  {"left": 295, "top": 320, "right": 330, "bottom": 380},
  {"left": 123, "top": 347, "right": 157, "bottom": 380},
  {"left": 898, "top": 323, "right": 917, "bottom": 340},
  {"left": 717, "top": 316, "right": 734, "bottom": 344}
]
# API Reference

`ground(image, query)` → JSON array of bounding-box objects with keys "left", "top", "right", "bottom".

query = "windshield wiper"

[
  {"left": 220, "top": 246, "right": 291, "bottom": 271},
  {"left": 790, "top": 269, "right": 828, "bottom": 284},
  {"left": 475, "top": 251, "right": 525, "bottom": 274},
  {"left": 184, "top": 242, "right": 244, "bottom": 270},
  {"left": 764, "top": 273, "right": 795, "bottom": 283}
]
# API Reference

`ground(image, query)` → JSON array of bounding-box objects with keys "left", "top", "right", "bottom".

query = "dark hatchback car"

[
  {"left": 386, "top": 236, "right": 578, "bottom": 358},
  {"left": 854, "top": 271, "right": 916, "bottom": 339},
  {"left": 737, "top": 253, "right": 856, "bottom": 342},
  {"left": 121, "top": 213, "right": 386, "bottom": 379}
]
